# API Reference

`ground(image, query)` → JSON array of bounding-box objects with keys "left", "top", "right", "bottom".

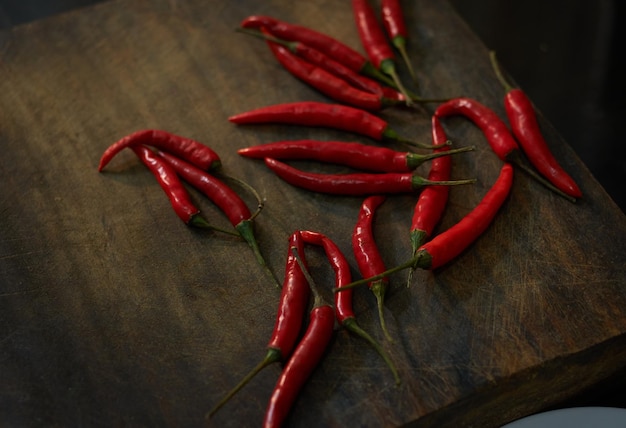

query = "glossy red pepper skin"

[
  {"left": 130, "top": 145, "right": 200, "bottom": 225},
  {"left": 241, "top": 15, "right": 368, "bottom": 74},
  {"left": 268, "top": 231, "right": 310, "bottom": 353},
  {"left": 265, "top": 36, "right": 392, "bottom": 111},
  {"left": 418, "top": 163, "right": 514, "bottom": 269},
  {"left": 298, "top": 231, "right": 354, "bottom": 323},
  {"left": 381, "top": 0, "right": 407, "bottom": 40},
  {"left": 435, "top": 97, "right": 517, "bottom": 161},
  {"left": 238, "top": 140, "right": 467, "bottom": 173},
  {"left": 264, "top": 158, "right": 416, "bottom": 195},
  {"left": 206, "top": 231, "right": 309, "bottom": 418},
  {"left": 262, "top": 303, "right": 334, "bottom": 428},
  {"left": 300, "top": 230, "right": 400, "bottom": 384},
  {"left": 352, "top": 0, "right": 396, "bottom": 70},
  {"left": 229, "top": 101, "right": 387, "bottom": 140},
  {"left": 435, "top": 97, "right": 577, "bottom": 202},
  {"left": 410, "top": 116, "right": 452, "bottom": 250},
  {"left": 157, "top": 151, "right": 251, "bottom": 227},
  {"left": 98, "top": 129, "right": 221, "bottom": 172},
  {"left": 264, "top": 158, "right": 474, "bottom": 195},
  {"left": 504, "top": 89, "right": 582, "bottom": 198}
]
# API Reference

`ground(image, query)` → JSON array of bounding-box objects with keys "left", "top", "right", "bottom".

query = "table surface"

[{"left": 1, "top": 0, "right": 625, "bottom": 427}]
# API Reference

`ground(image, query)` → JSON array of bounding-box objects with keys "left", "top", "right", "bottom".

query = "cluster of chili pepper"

[
  {"left": 97, "top": 129, "right": 279, "bottom": 287},
  {"left": 97, "top": 2, "right": 584, "bottom": 425}
]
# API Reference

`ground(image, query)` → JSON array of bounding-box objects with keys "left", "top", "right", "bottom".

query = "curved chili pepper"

[
  {"left": 262, "top": 296, "right": 334, "bottom": 428},
  {"left": 263, "top": 32, "right": 400, "bottom": 111},
  {"left": 156, "top": 151, "right": 278, "bottom": 287},
  {"left": 299, "top": 230, "right": 400, "bottom": 384},
  {"left": 130, "top": 145, "right": 209, "bottom": 228},
  {"left": 237, "top": 27, "right": 395, "bottom": 100},
  {"left": 490, "top": 51, "right": 582, "bottom": 199},
  {"left": 435, "top": 97, "right": 576, "bottom": 203},
  {"left": 238, "top": 140, "right": 473, "bottom": 173},
  {"left": 207, "top": 231, "right": 309, "bottom": 418},
  {"left": 241, "top": 14, "right": 395, "bottom": 89},
  {"left": 352, "top": 195, "right": 392, "bottom": 341},
  {"left": 98, "top": 129, "right": 221, "bottom": 172},
  {"left": 263, "top": 157, "right": 475, "bottom": 196},
  {"left": 352, "top": 0, "right": 413, "bottom": 105},
  {"left": 229, "top": 101, "right": 445, "bottom": 149},
  {"left": 410, "top": 116, "right": 453, "bottom": 251},
  {"left": 381, "top": 0, "right": 416, "bottom": 83},
  {"left": 336, "top": 163, "right": 515, "bottom": 292}
]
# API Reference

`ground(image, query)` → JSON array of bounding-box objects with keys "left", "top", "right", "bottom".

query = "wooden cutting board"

[{"left": 1, "top": 0, "right": 625, "bottom": 426}]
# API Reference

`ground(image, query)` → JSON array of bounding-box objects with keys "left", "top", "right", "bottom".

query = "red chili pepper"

[
  {"left": 299, "top": 230, "right": 400, "bottom": 384},
  {"left": 490, "top": 51, "right": 582, "bottom": 199},
  {"left": 240, "top": 15, "right": 395, "bottom": 89},
  {"left": 352, "top": 195, "right": 392, "bottom": 341},
  {"left": 263, "top": 157, "right": 475, "bottom": 196},
  {"left": 410, "top": 116, "right": 453, "bottom": 251},
  {"left": 156, "top": 151, "right": 277, "bottom": 286},
  {"left": 229, "top": 101, "right": 445, "bottom": 149},
  {"left": 352, "top": 0, "right": 413, "bottom": 104},
  {"left": 98, "top": 129, "right": 221, "bottom": 172},
  {"left": 207, "top": 231, "right": 310, "bottom": 418},
  {"left": 263, "top": 32, "right": 399, "bottom": 111},
  {"left": 381, "top": 0, "right": 416, "bottom": 82},
  {"left": 435, "top": 97, "right": 577, "bottom": 203},
  {"left": 262, "top": 295, "right": 334, "bottom": 428},
  {"left": 336, "top": 163, "right": 515, "bottom": 292},
  {"left": 238, "top": 139, "right": 473, "bottom": 173},
  {"left": 237, "top": 27, "right": 395, "bottom": 100},
  {"left": 130, "top": 145, "right": 209, "bottom": 228},
  {"left": 416, "top": 163, "right": 514, "bottom": 269}
]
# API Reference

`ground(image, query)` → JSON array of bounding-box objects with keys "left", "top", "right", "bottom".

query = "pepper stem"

[
  {"left": 406, "top": 144, "right": 475, "bottom": 170},
  {"left": 407, "top": 230, "right": 428, "bottom": 287},
  {"left": 380, "top": 59, "right": 414, "bottom": 107},
  {"left": 342, "top": 317, "right": 400, "bottom": 385},
  {"left": 489, "top": 50, "right": 514, "bottom": 93},
  {"left": 206, "top": 348, "right": 282, "bottom": 419},
  {"left": 411, "top": 175, "right": 477, "bottom": 190},
  {"left": 507, "top": 150, "right": 577, "bottom": 203},
  {"left": 335, "top": 252, "right": 427, "bottom": 293},
  {"left": 188, "top": 214, "right": 241, "bottom": 236},
  {"left": 383, "top": 128, "right": 451, "bottom": 150},
  {"left": 236, "top": 27, "right": 297, "bottom": 54},
  {"left": 370, "top": 279, "right": 392, "bottom": 342},
  {"left": 290, "top": 246, "right": 327, "bottom": 308},
  {"left": 236, "top": 221, "right": 280, "bottom": 288},
  {"left": 392, "top": 35, "right": 417, "bottom": 87}
]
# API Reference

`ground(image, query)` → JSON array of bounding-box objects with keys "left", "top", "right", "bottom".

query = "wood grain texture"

[{"left": 1, "top": 0, "right": 625, "bottom": 427}]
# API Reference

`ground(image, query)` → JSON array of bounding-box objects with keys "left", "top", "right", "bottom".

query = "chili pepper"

[
  {"left": 229, "top": 101, "right": 446, "bottom": 149},
  {"left": 207, "top": 231, "right": 310, "bottom": 418},
  {"left": 130, "top": 145, "right": 210, "bottom": 228},
  {"left": 156, "top": 151, "right": 278, "bottom": 287},
  {"left": 435, "top": 97, "right": 576, "bottom": 203},
  {"left": 381, "top": 0, "right": 417, "bottom": 83},
  {"left": 241, "top": 14, "right": 397, "bottom": 90},
  {"left": 410, "top": 116, "right": 453, "bottom": 251},
  {"left": 238, "top": 139, "right": 474, "bottom": 173},
  {"left": 352, "top": 195, "right": 392, "bottom": 341},
  {"left": 299, "top": 230, "right": 400, "bottom": 384},
  {"left": 336, "top": 163, "right": 514, "bottom": 292},
  {"left": 406, "top": 116, "right": 452, "bottom": 286},
  {"left": 98, "top": 129, "right": 221, "bottom": 172},
  {"left": 237, "top": 27, "right": 392, "bottom": 99},
  {"left": 263, "top": 157, "right": 475, "bottom": 196},
  {"left": 262, "top": 257, "right": 334, "bottom": 428},
  {"left": 489, "top": 51, "right": 582, "bottom": 199},
  {"left": 262, "top": 30, "right": 401, "bottom": 111},
  {"left": 352, "top": 0, "right": 413, "bottom": 105}
]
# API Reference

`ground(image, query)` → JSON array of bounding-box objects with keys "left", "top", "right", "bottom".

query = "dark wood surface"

[{"left": 1, "top": 1, "right": 625, "bottom": 426}]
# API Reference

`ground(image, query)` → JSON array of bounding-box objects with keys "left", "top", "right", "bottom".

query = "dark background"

[
  {"left": 1, "top": 0, "right": 624, "bottom": 213},
  {"left": 1, "top": 0, "right": 624, "bottom": 415}
]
